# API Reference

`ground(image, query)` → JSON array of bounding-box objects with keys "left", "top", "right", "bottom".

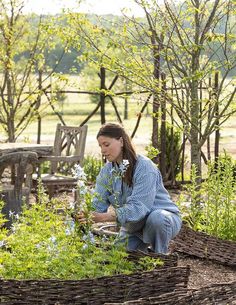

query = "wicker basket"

[
  {"left": 172, "top": 225, "right": 236, "bottom": 267},
  {"left": 0, "top": 266, "right": 190, "bottom": 305},
  {"left": 104, "top": 281, "right": 236, "bottom": 305}
]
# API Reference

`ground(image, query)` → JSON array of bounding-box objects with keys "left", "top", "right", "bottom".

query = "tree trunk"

[
  {"left": 214, "top": 72, "right": 220, "bottom": 163},
  {"left": 124, "top": 78, "right": 129, "bottom": 120},
  {"left": 160, "top": 73, "right": 167, "bottom": 180},
  {"left": 190, "top": 79, "right": 201, "bottom": 181},
  {"left": 37, "top": 69, "right": 43, "bottom": 144},
  {"left": 100, "top": 67, "right": 106, "bottom": 124},
  {"left": 6, "top": 71, "right": 15, "bottom": 142},
  {"left": 151, "top": 37, "right": 162, "bottom": 164}
]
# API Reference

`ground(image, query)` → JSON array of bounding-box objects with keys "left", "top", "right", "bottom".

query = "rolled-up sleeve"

[
  {"left": 116, "top": 162, "right": 159, "bottom": 225},
  {"left": 92, "top": 165, "right": 111, "bottom": 213}
]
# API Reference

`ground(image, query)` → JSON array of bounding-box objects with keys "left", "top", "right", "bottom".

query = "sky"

[{"left": 23, "top": 0, "right": 145, "bottom": 17}]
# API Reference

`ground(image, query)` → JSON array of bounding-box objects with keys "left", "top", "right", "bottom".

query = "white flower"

[
  {"left": 65, "top": 228, "right": 71, "bottom": 236},
  {"left": 122, "top": 159, "right": 130, "bottom": 167},
  {"left": 79, "top": 187, "right": 88, "bottom": 195},
  {"left": 77, "top": 180, "right": 86, "bottom": 188},
  {"left": 69, "top": 201, "right": 75, "bottom": 209},
  {"left": 119, "top": 159, "right": 130, "bottom": 174},
  {"left": 64, "top": 219, "right": 75, "bottom": 235},
  {"left": 82, "top": 244, "right": 88, "bottom": 250},
  {"left": 9, "top": 210, "right": 14, "bottom": 218},
  {"left": 82, "top": 231, "right": 95, "bottom": 244},
  {"left": 36, "top": 242, "right": 42, "bottom": 249},
  {"left": 49, "top": 236, "right": 56, "bottom": 244},
  {"left": 111, "top": 159, "right": 130, "bottom": 178},
  {"left": 72, "top": 164, "right": 87, "bottom": 180}
]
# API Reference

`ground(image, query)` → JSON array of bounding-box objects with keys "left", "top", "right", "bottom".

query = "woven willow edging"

[
  {"left": 172, "top": 225, "right": 236, "bottom": 267},
  {"left": 0, "top": 266, "right": 190, "bottom": 305},
  {"left": 104, "top": 281, "right": 236, "bottom": 305}
]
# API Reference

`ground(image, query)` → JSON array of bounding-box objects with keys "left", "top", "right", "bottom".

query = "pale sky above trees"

[{"left": 23, "top": 0, "right": 145, "bottom": 16}]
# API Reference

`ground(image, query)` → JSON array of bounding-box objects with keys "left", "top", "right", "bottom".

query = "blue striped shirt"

[{"left": 92, "top": 155, "right": 180, "bottom": 226}]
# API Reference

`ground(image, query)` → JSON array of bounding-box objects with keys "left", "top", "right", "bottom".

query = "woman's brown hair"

[{"left": 97, "top": 123, "right": 137, "bottom": 186}]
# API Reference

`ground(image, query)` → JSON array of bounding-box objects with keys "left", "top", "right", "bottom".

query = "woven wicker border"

[
  {"left": 104, "top": 281, "right": 236, "bottom": 305},
  {"left": 172, "top": 225, "right": 236, "bottom": 267},
  {"left": 0, "top": 266, "right": 190, "bottom": 305}
]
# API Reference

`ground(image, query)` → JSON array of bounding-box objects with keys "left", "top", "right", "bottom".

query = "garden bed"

[
  {"left": 172, "top": 225, "right": 236, "bottom": 267},
  {"left": 0, "top": 266, "right": 190, "bottom": 305},
  {"left": 104, "top": 281, "right": 236, "bottom": 305}
]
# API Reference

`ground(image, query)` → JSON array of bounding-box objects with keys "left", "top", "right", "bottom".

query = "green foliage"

[
  {"left": 145, "top": 145, "right": 160, "bottom": 161},
  {"left": 83, "top": 155, "right": 103, "bottom": 184},
  {"left": 0, "top": 201, "right": 8, "bottom": 244},
  {"left": 202, "top": 154, "right": 236, "bottom": 240},
  {"left": 178, "top": 154, "right": 236, "bottom": 241},
  {"left": 0, "top": 192, "right": 163, "bottom": 280},
  {"left": 135, "top": 256, "right": 164, "bottom": 272},
  {"left": 212, "top": 151, "right": 236, "bottom": 182}
]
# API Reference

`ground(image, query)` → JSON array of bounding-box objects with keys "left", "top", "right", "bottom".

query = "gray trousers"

[{"left": 117, "top": 209, "right": 182, "bottom": 254}]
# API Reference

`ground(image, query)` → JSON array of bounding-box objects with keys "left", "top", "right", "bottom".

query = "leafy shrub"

[
  {"left": 0, "top": 193, "right": 162, "bottom": 280},
  {"left": 177, "top": 154, "right": 236, "bottom": 241}
]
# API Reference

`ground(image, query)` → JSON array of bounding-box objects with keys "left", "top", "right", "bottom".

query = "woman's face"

[{"left": 97, "top": 135, "right": 123, "bottom": 163}]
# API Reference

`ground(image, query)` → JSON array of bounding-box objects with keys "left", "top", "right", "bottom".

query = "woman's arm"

[
  {"left": 75, "top": 210, "right": 116, "bottom": 223},
  {"left": 92, "top": 210, "right": 116, "bottom": 222},
  {"left": 116, "top": 160, "right": 160, "bottom": 225}
]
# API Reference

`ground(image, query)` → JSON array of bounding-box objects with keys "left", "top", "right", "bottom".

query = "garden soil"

[{"left": 178, "top": 255, "right": 236, "bottom": 289}]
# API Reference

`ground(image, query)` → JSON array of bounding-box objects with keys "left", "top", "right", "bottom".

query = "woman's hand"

[
  {"left": 92, "top": 211, "right": 116, "bottom": 223},
  {"left": 72, "top": 211, "right": 116, "bottom": 224},
  {"left": 72, "top": 212, "right": 88, "bottom": 224}
]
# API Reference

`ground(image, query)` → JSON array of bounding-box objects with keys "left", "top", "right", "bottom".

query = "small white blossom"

[
  {"left": 77, "top": 180, "right": 86, "bottom": 188},
  {"left": 72, "top": 164, "right": 87, "bottom": 180},
  {"left": 111, "top": 159, "right": 130, "bottom": 178},
  {"left": 9, "top": 210, "right": 14, "bottom": 218},
  {"left": 36, "top": 242, "right": 42, "bottom": 249},
  {"left": 49, "top": 236, "right": 57, "bottom": 244},
  {"left": 69, "top": 201, "right": 75, "bottom": 209},
  {"left": 79, "top": 187, "right": 88, "bottom": 195},
  {"left": 82, "top": 231, "right": 95, "bottom": 244},
  {"left": 11, "top": 224, "right": 16, "bottom": 233},
  {"left": 65, "top": 228, "right": 72, "bottom": 236},
  {"left": 64, "top": 219, "right": 75, "bottom": 235},
  {"left": 82, "top": 244, "right": 88, "bottom": 250}
]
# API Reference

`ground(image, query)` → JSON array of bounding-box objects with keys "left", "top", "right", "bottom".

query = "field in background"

[
  {"left": 14, "top": 89, "right": 154, "bottom": 157},
  {"left": 0, "top": 74, "right": 235, "bottom": 161}
]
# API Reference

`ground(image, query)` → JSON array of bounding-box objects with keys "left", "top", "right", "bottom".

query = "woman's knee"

[
  {"left": 146, "top": 209, "right": 181, "bottom": 233},
  {"left": 145, "top": 210, "right": 166, "bottom": 231}
]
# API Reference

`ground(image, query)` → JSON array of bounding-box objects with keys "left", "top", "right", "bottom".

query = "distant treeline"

[{"left": 14, "top": 13, "right": 236, "bottom": 76}]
